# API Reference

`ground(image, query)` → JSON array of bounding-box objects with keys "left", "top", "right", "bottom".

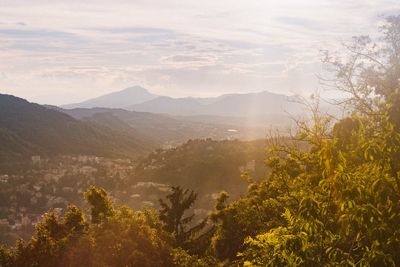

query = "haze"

[{"left": 0, "top": 0, "right": 399, "bottom": 105}]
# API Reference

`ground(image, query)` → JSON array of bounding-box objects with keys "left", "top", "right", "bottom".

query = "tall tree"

[
  {"left": 84, "top": 186, "right": 114, "bottom": 224},
  {"left": 159, "top": 186, "right": 199, "bottom": 246}
]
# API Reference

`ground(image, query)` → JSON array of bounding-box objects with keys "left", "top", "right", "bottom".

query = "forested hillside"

[
  {"left": 56, "top": 107, "right": 267, "bottom": 145},
  {"left": 133, "top": 139, "right": 268, "bottom": 210},
  {"left": 0, "top": 95, "right": 154, "bottom": 162}
]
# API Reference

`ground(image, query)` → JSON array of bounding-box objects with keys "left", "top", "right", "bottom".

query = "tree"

[
  {"left": 159, "top": 186, "right": 203, "bottom": 247},
  {"left": 211, "top": 15, "right": 400, "bottom": 266},
  {"left": 1, "top": 187, "right": 174, "bottom": 267},
  {"left": 84, "top": 186, "right": 114, "bottom": 224}
]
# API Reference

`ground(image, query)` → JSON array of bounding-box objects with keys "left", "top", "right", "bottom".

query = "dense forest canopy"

[{"left": 1, "top": 15, "right": 400, "bottom": 267}]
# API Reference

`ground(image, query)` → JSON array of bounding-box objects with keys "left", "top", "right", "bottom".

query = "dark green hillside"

[
  {"left": 0, "top": 128, "right": 43, "bottom": 162},
  {"left": 0, "top": 94, "right": 155, "bottom": 161}
]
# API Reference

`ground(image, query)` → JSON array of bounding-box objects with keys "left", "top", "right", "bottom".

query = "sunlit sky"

[{"left": 0, "top": 0, "right": 399, "bottom": 105}]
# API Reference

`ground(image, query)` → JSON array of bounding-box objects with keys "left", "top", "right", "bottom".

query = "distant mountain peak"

[
  {"left": 118, "top": 85, "right": 149, "bottom": 93},
  {"left": 61, "top": 86, "right": 158, "bottom": 109}
]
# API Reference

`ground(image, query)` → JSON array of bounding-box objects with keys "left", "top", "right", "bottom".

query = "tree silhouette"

[{"left": 159, "top": 186, "right": 198, "bottom": 246}]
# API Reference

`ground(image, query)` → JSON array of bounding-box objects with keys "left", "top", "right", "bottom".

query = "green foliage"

[
  {"left": 84, "top": 186, "right": 115, "bottom": 224},
  {"left": 159, "top": 186, "right": 211, "bottom": 253},
  {"left": 159, "top": 186, "right": 197, "bottom": 236},
  {"left": 209, "top": 15, "right": 400, "bottom": 266},
  {"left": 172, "top": 248, "right": 218, "bottom": 267},
  {"left": 2, "top": 187, "right": 173, "bottom": 267}
]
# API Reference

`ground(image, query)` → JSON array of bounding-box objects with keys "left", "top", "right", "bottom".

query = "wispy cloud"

[{"left": 0, "top": 0, "right": 399, "bottom": 104}]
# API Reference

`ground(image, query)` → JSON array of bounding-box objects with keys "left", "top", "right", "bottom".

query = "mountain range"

[
  {"left": 62, "top": 86, "right": 342, "bottom": 122},
  {"left": 61, "top": 86, "right": 306, "bottom": 118},
  {"left": 0, "top": 93, "right": 269, "bottom": 166},
  {"left": 0, "top": 86, "right": 339, "bottom": 165},
  {"left": 132, "top": 91, "right": 305, "bottom": 117}
]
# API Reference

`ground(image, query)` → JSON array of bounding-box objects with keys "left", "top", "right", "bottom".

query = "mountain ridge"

[
  {"left": 0, "top": 94, "right": 155, "bottom": 162},
  {"left": 62, "top": 86, "right": 158, "bottom": 109},
  {"left": 130, "top": 90, "right": 304, "bottom": 117},
  {"left": 62, "top": 86, "right": 306, "bottom": 118}
]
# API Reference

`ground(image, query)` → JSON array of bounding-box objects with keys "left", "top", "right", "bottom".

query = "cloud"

[
  {"left": 0, "top": 29, "right": 73, "bottom": 38},
  {"left": 0, "top": 0, "right": 399, "bottom": 104}
]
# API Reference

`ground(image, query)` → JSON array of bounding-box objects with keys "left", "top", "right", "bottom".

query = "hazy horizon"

[
  {"left": 64, "top": 85, "right": 300, "bottom": 106},
  {"left": 0, "top": 0, "right": 399, "bottom": 105}
]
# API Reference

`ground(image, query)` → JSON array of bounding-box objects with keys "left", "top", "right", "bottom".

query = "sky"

[{"left": 0, "top": 0, "right": 399, "bottom": 105}]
